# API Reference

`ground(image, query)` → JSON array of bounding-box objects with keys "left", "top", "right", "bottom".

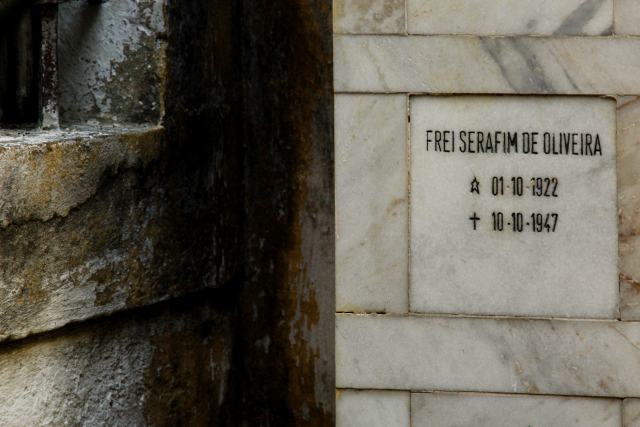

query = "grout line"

[
  {"left": 335, "top": 311, "right": 636, "bottom": 323},
  {"left": 333, "top": 33, "right": 640, "bottom": 39},
  {"left": 616, "top": 97, "right": 622, "bottom": 321},
  {"left": 408, "top": 387, "right": 412, "bottom": 427},
  {"left": 406, "top": 94, "right": 411, "bottom": 313},
  {"left": 404, "top": 0, "right": 408, "bottom": 36},
  {"left": 335, "top": 387, "right": 627, "bottom": 400},
  {"left": 334, "top": 92, "right": 631, "bottom": 98},
  {"left": 612, "top": 0, "right": 616, "bottom": 36}
]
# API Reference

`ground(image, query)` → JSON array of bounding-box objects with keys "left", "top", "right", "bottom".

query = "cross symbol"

[{"left": 469, "top": 212, "right": 480, "bottom": 230}]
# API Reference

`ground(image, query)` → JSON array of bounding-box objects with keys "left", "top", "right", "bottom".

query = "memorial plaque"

[{"left": 410, "top": 96, "right": 617, "bottom": 318}]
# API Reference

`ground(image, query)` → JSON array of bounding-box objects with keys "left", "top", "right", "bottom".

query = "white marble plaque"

[{"left": 410, "top": 96, "right": 617, "bottom": 318}]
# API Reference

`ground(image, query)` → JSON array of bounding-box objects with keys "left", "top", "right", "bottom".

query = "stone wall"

[
  {"left": 335, "top": 1, "right": 640, "bottom": 426},
  {"left": 0, "top": 0, "right": 334, "bottom": 425}
]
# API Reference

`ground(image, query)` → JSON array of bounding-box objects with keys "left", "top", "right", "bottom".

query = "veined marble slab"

[
  {"left": 407, "top": 0, "right": 613, "bottom": 36},
  {"left": 334, "top": 0, "right": 406, "bottom": 34},
  {"left": 334, "top": 35, "right": 640, "bottom": 94},
  {"left": 336, "top": 314, "right": 640, "bottom": 397},
  {"left": 411, "top": 392, "right": 621, "bottom": 427},
  {"left": 336, "top": 389, "right": 410, "bottom": 427},
  {"left": 618, "top": 96, "right": 640, "bottom": 320},
  {"left": 625, "top": 399, "right": 640, "bottom": 427},
  {"left": 335, "top": 94, "right": 408, "bottom": 313},
  {"left": 615, "top": 0, "right": 640, "bottom": 35},
  {"left": 410, "top": 95, "right": 618, "bottom": 318}
]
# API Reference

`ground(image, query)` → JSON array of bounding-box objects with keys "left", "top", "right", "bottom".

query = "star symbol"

[{"left": 470, "top": 177, "right": 480, "bottom": 194}]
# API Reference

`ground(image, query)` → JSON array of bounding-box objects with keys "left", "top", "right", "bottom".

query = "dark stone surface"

[
  {"left": 0, "top": 0, "right": 334, "bottom": 423},
  {"left": 164, "top": 0, "right": 334, "bottom": 424},
  {"left": 0, "top": 289, "right": 234, "bottom": 426}
]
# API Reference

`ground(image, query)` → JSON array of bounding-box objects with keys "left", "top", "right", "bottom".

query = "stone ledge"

[
  {"left": 0, "top": 126, "right": 163, "bottom": 227},
  {"left": 0, "top": 125, "right": 218, "bottom": 342}
]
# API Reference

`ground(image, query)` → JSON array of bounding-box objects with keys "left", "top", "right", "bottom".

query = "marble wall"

[{"left": 335, "top": 0, "right": 640, "bottom": 425}]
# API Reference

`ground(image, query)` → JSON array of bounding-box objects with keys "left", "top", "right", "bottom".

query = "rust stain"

[
  {"left": 222, "top": 0, "right": 333, "bottom": 422},
  {"left": 143, "top": 309, "right": 233, "bottom": 426},
  {"left": 134, "top": 0, "right": 334, "bottom": 423},
  {"left": 240, "top": 0, "right": 333, "bottom": 422},
  {"left": 621, "top": 273, "right": 640, "bottom": 294},
  {"left": 523, "top": 380, "right": 539, "bottom": 394}
]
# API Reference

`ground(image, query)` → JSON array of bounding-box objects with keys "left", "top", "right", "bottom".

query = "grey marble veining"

[
  {"left": 614, "top": 0, "right": 640, "bottom": 35},
  {"left": 335, "top": 35, "right": 640, "bottom": 95},
  {"left": 408, "top": 0, "right": 613, "bottom": 36},
  {"left": 410, "top": 95, "right": 618, "bottom": 318},
  {"left": 336, "top": 314, "right": 640, "bottom": 397},
  {"left": 335, "top": 94, "right": 409, "bottom": 313},
  {"left": 411, "top": 392, "right": 621, "bottom": 427},
  {"left": 618, "top": 96, "right": 640, "bottom": 320},
  {"left": 336, "top": 389, "right": 410, "bottom": 427},
  {"left": 334, "top": 0, "right": 406, "bottom": 34}
]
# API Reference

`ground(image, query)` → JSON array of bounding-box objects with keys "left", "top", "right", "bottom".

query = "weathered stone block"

[
  {"left": 337, "top": 314, "right": 640, "bottom": 397},
  {"left": 0, "top": 293, "right": 231, "bottom": 426},
  {"left": 59, "top": 0, "right": 166, "bottom": 124},
  {"left": 407, "top": 0, "right": 613, "bottom": 36},
  {"left": 336, "top": 389, "right": 409, "bottom": 427},
  {"left": 617, "top": 96, "right": 640, "bottom": 320},
  {"left": 335, "top": 35, "right": 640, "bottom": 94},
  {"left": 334, "top": 0, "right": 405, "bottom": 34},
  {"left": 335, "top": 94, "right": 408, "bottom": 313},
  {"left": 411, "top": 392, "right": 621, "bottom": 427},
  {"left": 0, "top": 126, "right": 223, "bottom": 341}
]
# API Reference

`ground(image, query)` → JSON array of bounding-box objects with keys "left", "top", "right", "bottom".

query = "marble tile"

[
  {"left": 618, "top": 97, "right": 640, "bottom": 320},
  {"left": 334, "top": 0, "right": 406, "bottom": 34},
  {"left": 410, "top": 96, "right": 618, "bottom": 318},
  {"left": 335, "top": 94, "right": 408, "bottom": 313},
  {"left": 335, "top": 35, "right": 640, "bottom": 95},
  {"left": 624, "top": 398, "right": 640, "bottom": 427},
  {"left": 615, "top": 0, "right": 640, "bottom": 35},
  {"left": 411, "top": 392, "right": 621, "bottom": 427},
  {"left": 408, "top": 0, "right": 613, "bottom": 36},
  {"left": 336, "top": 389, "right": 410, "bottom": 427},
  {"left": 336, "top": 314, "right": 640, "bottom": 397}
]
